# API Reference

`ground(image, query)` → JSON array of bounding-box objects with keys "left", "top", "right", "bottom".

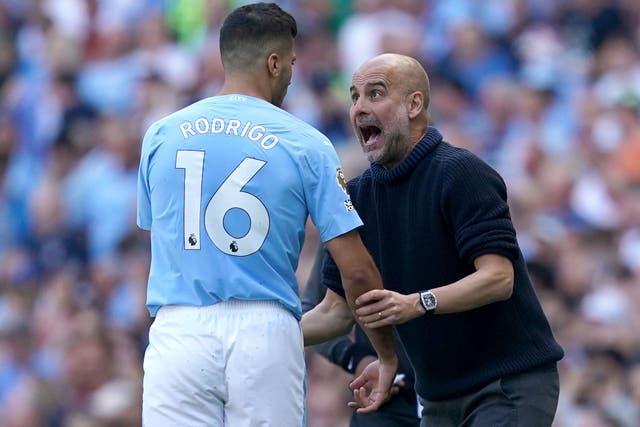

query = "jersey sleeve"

[
  {"left": 136, "top": 125, "right": 156, "bottom": 231},
  {"left": 301, "top": 138, "right": 363, "bottom": 243}
]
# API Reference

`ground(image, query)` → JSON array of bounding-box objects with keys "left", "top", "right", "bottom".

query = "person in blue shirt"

[{"left": 137, "top": 4, "right": 397, "bottom": 426}]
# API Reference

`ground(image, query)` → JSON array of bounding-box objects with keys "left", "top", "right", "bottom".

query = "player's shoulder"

[
  {"left": 158, "top": 98, "right": 209, "bottom": 125},
  {"left": 272, "top": 106, "right": 333, "bottom": 148},
  {"left": 143, "top": 99, "right": 204, "bottom": 136}
]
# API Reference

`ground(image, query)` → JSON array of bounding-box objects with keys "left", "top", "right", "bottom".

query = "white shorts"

[{"left": 143, "top": 300, "right": 305, "bottom": 427}]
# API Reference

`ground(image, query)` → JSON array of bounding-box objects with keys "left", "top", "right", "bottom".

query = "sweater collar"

[{"left": 370, "top": 127, "right": 443, "bottom": 184}]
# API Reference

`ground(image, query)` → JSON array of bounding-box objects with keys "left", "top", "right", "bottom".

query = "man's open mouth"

[{"left": 359, "top": 125, "right": 382, "bottom": 145}]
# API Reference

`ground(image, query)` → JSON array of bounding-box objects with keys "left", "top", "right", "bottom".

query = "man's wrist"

[{"left": 418, "top": 290, "right": 437, "bottom": 314}]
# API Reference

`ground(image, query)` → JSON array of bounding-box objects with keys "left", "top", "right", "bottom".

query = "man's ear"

[
  {"left": 267, "top": 52, "right": 280, "bottom": 77},
  {"left": 407, "top": 92, "right": 424, "bottom": 119}
]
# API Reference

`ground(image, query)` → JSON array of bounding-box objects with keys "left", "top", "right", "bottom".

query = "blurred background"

[{"left": 0, "top": 0, "right": 639, "bottom": 426}]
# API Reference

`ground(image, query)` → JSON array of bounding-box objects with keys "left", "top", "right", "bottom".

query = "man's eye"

[
  {"left": 371, "top": 90, "right": 382, "bottom": 98},
  {"left": 351, "top": 94, "right": 359, "bottom": 104}
]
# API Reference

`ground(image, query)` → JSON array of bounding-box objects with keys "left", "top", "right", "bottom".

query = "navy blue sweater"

[{"left": 324, "top": 127, "right": 564, "bottom": 401}]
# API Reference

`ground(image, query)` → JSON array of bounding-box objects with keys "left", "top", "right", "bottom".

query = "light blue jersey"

[{"left": 137, "top": 95, "right": 362, "bottom": 319}]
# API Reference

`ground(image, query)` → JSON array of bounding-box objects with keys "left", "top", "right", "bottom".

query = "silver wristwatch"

[{"left": 419, "top": 290, "right": 437, "bottom": 314}]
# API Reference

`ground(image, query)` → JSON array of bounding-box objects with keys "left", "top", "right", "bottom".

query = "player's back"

[{"left": 138, "top": 94, "right": 351, "bottom": 318}]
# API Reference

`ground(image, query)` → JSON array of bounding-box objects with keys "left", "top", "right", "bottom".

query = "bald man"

[{"left": 301, "top": 54, "right": 564, "bottom": 426}]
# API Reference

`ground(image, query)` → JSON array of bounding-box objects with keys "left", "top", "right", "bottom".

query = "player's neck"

[{"left": 218, "top": 76, "right": 271, "bottom": 104}]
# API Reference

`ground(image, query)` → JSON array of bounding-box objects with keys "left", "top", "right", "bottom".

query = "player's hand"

[
  {"left": 355, "top": 289, "right": 423, "bottom": 327},
  {"left": 354, "top": 355, "right": 378, "bottom": 377},
  {"left": 347, "top": 358, "right": 396, "bottom": 413},
  {"left": 355, "top": 355, "right": 403, "bottom": 397}
]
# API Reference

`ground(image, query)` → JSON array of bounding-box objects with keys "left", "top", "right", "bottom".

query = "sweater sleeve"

[
  {"left": 441, "top": 150, "right": 520, "bottom": 265},
  {"left": 301, "top": 246, "right": 328, "bottom": 314},
  {"left": 320, "top": 250, "right": 346, "bottom": 298}
]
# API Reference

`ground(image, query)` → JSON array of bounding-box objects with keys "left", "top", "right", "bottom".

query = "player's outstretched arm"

[
  {"left": 301, "top": 247, "right": 378, "bottom": 374},
  {"left": 324, "top": 229, "right": 398, "bottom": 411},
  {"left": 301, "top": 289, "right": 355, "bottom": 346},
  {"left": 324, "top": 230, "right": 396, "bottom": 359}
]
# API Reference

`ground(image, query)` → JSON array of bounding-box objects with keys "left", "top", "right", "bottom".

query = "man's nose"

[{"left": 351, "top": 96, "right": 368, "bottom": 115}]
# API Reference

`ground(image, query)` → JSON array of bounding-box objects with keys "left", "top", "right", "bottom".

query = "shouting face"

[{"left": 349, "top": 59, "right": 413, "bottom": 169}]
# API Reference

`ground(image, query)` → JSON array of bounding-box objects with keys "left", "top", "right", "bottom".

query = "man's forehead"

[{"left": 351, "top": 64, "right": 395, "bottom": 90}]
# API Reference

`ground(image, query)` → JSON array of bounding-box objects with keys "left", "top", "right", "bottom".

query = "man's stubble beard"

[{"left": 372, "top": 112, "right": 411, "bottom": 169}]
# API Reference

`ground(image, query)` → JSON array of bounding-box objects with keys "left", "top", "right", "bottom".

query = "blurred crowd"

[{"left": 0, "top": 0, "right": 639, "bottom": 426}]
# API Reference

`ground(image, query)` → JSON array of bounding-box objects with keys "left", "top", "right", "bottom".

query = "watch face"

[{"left": 422, "top": 292, "right": 437, "bottom": 310}]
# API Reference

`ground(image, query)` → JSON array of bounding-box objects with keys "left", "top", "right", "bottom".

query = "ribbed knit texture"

[{"left": 323, "top": 127, "right": 563, "bottom": 401}]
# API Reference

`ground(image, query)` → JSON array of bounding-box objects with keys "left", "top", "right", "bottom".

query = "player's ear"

[{"left": 267, "top": 52, "right": 281, "bottom": 78}]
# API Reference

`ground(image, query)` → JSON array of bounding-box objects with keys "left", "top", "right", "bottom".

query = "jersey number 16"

[{"left": 176, "top": 150, "right": 269, "bottom": 256}]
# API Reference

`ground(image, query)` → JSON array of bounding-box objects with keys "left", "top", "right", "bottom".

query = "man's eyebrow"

[
  {"left": 365, "top": 81, "right": 387, "bottom": 89},
  {"left": 350, "top": 81, "right": 387, "bottom": 93}
]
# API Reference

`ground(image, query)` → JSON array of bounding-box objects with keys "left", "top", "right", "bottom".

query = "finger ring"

[{"left": 378, "top": 312, "right": 383, "bottom": 318}]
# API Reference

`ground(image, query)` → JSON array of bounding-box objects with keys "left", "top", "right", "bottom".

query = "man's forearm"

[
  {"left": 341, "top": 273, "right": 396, "bottom": 363},
  {"left": 302, "top": 246, "right": 377, "bottom": 373},
  {"left": 355, "top": 323, "right": 396, "bottom": 363},
  {"left": 325, "top": 231, "right": 397, "bottom": 363},
  {"left": 301, "top": 290, "right": 355, "bottom": 346}
]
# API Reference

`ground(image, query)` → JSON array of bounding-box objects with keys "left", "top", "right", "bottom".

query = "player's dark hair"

[{"left": 220, "top": 2, "right": 297, "bottom": 71}]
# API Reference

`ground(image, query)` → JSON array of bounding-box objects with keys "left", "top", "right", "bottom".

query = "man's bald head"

[
  {"left": 355, "top": 53, "right": 430, "bottom": 115},
  {"left": 349, "top": 54, "right": 432, "bottom": 168}
]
